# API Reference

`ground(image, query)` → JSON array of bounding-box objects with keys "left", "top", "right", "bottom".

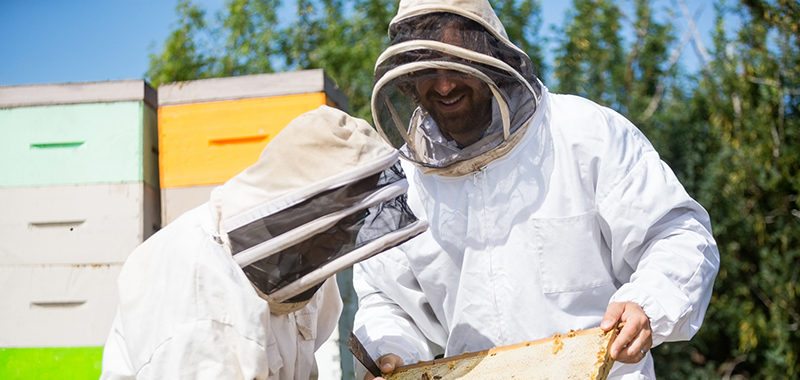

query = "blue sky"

[{"left": 0, "top": 0, "right": 716, "bottom": 87}]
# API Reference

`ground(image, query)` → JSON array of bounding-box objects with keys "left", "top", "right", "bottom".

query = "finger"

[
  {"left": 601, "top": 302, "right": 625, "bottom": 331},
  {"left": 625, "top": 316, "right": 653, "bottom": 360},
  {"left": 610, "top": 319, "right": 640, "bottom": 360},
  {"left": 378, "top": 353, "right": 403, "bottom": 374},
  {"left": 364, "top": 353, "right": 402, "bottom": 380},
  {"left": 609, "top": 304, "right": 648, "bottom": 358},
  {"left": 613, "top": 309, "right": 652, "bottom": 363},
  {"left": 615, "top": 330, "right": 653, "bottom": 364}
]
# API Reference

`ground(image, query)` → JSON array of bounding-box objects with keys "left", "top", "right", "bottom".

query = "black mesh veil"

[
  {"left": 385, "top": 12, "right": 540, "bottom": 92},
  {"left": 372, "top": 12, "right": 542, "bottom": 171},
  {"left": 229, "top": 161, "right": 423, "bottom": 303}
]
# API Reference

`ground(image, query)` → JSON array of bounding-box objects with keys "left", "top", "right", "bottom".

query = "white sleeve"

[
  {"left": 352, "top": 247, "right": 445, "bottom": 378},
  {"left": 596, "top": 113, "right": 720, "bottom": 346}
]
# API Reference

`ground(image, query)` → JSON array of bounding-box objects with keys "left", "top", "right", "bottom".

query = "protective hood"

[
  {"left": 372, "top": 0, "right": 542, "bottom": 176},
  {"left": 392, "top": 0, "right": 512, "bottom": 43},
  {"left": 210, "top": 106, "right": 427, "bottom": 313}
]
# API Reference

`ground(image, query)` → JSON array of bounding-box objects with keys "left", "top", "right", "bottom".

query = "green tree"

[
  {"left": 551, "top": 1, "right": 797, "bottom": 378},
  {"left": 277, "top": 0, "right": 397, "bottom": 120},
  {"left": 215, "top": 0, "right": 282, "bottom": 76},
  {"left": 624, "top": 0, "right": 675, "bottom": 122},
  {"left": 491, "top": 0, "right": 547, "bottom": 79},
  {"left": 147, "top": 0, "right": 215, "bottom": 87},
  {"left": 654, "top": 1, "right": 800, "bottom": 378},
  {"left": 552, "top": 0, "right": 680, "bottom": 120},
  {"left": 552, "top": 0, "right": 628, "bottom": 109},
  {"left": 147, "top": 0, "right": 546, "bottom": 121},
  {"left": 551, "top": 0, "right": 700, "bottom": 186}
]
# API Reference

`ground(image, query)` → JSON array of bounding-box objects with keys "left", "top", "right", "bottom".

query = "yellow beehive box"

[
  {"left": 157, "top": 69, "right": 348, "bottom": 190},
  {"left": 385, "top": 326, "right": 620, "bottom": 380}
]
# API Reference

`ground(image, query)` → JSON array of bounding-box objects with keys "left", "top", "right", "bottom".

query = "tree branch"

[
  {"left": 679, "top": 0, "right": 712, "bottom": 66},
  {"left": 640, "top": 3, "right": 704, "bottom": 121},
  {"left": 720, "top": 355, "right": 747, "bottom": 380},
  {"left": 641, "top": 28, "right": 690, "bottom": 120},
  {"left": 747, "top": 75, "right": 800, "bottom": 157}
]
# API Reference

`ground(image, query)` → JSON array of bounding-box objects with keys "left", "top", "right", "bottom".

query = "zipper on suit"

[
  {"left": 472, "top": 164, "right": 504, "bottom": 343},
  {"left": 472, "top": 165, "right": 488, "bottom": 186}
]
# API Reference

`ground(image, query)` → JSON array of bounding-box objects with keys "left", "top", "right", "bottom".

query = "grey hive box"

[
  {"left": 0, "top": 264, "right": 122, "bottom": 347},
  {"left": 0, "top": 183, "right": 160, "bottom": 265}
]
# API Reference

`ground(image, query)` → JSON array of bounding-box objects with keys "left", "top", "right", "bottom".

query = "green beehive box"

[{"left": 0, "top": 80, "right": 158, "bottom": 188}]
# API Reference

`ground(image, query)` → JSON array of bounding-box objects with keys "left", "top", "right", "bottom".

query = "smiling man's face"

[
  {"left": 414, "top": 69, "right": 492, "bottom": 146},
  {"left": 412, "top": 26, "right": 494, "bottom": 147}
]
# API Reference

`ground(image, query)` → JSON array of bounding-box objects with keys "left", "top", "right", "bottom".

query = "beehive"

[
  {"left": 0, "top": 80, "right": 159, "bottom": 377},
  {"left": 0, "top": 81, "right": 160, "bottom": 268},
  {"left": 385, "top": 326, "right": 620, "bottom": 380},
  {"left": 157, "top": 69, "right": 348, "bottom": 226}
]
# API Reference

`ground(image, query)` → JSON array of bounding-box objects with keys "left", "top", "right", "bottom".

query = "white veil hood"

[
  {"left": 372, "top": 0, "right": 543, "bottom": 176},
  {"left": 210, "top": 106, "right": 427, "bottom": 310}
]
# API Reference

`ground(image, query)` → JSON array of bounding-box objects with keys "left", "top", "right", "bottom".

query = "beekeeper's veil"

[
  {"left": 372, "top": 0, "right": 543, "bottom": 176},
  {"left": 210, "top": 106, "right": 427, "bottom": 314}
]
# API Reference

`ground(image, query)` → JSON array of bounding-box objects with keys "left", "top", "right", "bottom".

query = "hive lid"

[
  {"left": 0, "top": 80, "right": 157, "bottom": 109},
  {"left": 156, "top": 69, "right": 348, "bottom": 111},
  {"left": 385, "top": 325, "right": 620, "bottom": 380}
]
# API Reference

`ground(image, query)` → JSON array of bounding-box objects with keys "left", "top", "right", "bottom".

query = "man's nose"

[{"left": 433, "top": 70, "right": 457, "bottom": 96}]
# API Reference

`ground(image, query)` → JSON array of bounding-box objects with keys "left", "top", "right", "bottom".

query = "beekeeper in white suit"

[
  {"left": 353, "top": 0, "right": 720, "bottom": 379},
  {"left": 99, "top": 106, "right": 427, "bottom": 380}
]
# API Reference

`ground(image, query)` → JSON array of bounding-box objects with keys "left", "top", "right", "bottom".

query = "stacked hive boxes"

[
  {"left": 0, "top": 80, "right": 160, "bottom": 373},
  {"left": 0, "top": 70, "right": 354, "bottom": 378},
  {"left": 158, "top": 69, "right": 349, "bottom": 224}
]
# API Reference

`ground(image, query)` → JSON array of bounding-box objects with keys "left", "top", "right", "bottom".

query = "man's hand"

[
  {"left": 601, "top": 302, "right": 652, "bottom": 363},
  {"left": 363, "top": 353, "right": 403, "bottom": 380}
]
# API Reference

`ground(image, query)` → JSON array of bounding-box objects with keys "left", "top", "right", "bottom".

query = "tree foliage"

[
  {"left": 659, "top": 1, "right": 800, "bottom": 378},
  {"left": 277, "top": 0, "right": 397, "bottom": 120},
  {"left": 147, "top": 1, "right": 214, "bottom": 86},
  {"left": 148, "top": 0, "right": 800, "bottom": 378},
  {"left": 147, "top": 0, "right": 545, "bottom": 121},
  {"left": 216, "top": 0, "right": 282, "bottom": 76},
  {"left": 553, "top": 0, "right": 799, "bottom": 378}
]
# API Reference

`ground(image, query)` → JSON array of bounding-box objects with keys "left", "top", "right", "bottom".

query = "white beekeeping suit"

[
  {"left": 354, "top": 0, "right": 719, "bottom": 379},
  {"left": 100, "top": 106, "right": 427, "bottom": 380}
]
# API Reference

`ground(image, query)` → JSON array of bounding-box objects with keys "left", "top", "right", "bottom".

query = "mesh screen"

[
  {"left": 387, "top": 12, "right": 539, "bottom": 89},
  {"left": 234, "top": 162, "right": 418, "bottom": 300}
]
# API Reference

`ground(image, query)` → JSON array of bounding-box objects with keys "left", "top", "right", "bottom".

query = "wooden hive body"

[
  {"left": 385, "top": 326, "right": 619, "bottom": 380},
  {"left": 156, "top": 69, "right": 348, "bottom": 227}
]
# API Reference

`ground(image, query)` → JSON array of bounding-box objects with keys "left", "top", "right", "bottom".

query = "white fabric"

[
  {"left": 392, "top": 0, "right": 519, "bottom": 55},
  {"left": 353, "top": 89, "right": 719, "bottom": 379},
  {"left": 100, "top": 205, "right": 342, "bottom": 380}
]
